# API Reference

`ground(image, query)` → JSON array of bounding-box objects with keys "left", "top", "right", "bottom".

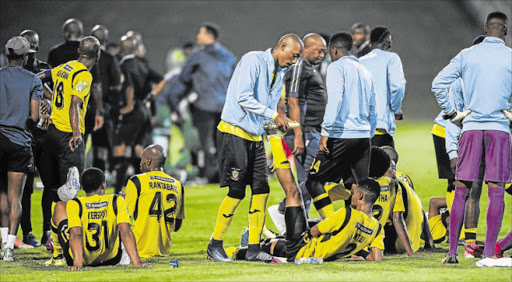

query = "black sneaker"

[
  {"left": 23, "top": 233, "right": 43, "bottom": 247},
  {"left": 207, "top": 241, "right": 234, "bottom": 263},
  {"left": 245, "top": 250, "right": 274, "bottom": 263},
  {"left": 442, "top": 253, "right": 459, "bottom": 264}
]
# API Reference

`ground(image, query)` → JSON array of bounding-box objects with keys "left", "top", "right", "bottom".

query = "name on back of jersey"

[
  {"left": 56, "top": 69, "right": 69, "bottom": 80},
  {"left": 149, "top": 181, "right": 178, "bottom": 192}
]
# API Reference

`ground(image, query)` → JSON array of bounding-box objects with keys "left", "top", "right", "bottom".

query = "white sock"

[
  {"left": 0, "top": 227, "right": 8, "bottom": 244},
  {"left": 7, "top": 235, "right": 16, "bottom": 249}
]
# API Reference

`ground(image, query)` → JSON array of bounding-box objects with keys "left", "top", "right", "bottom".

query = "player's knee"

[
  {"left": 227, "top": 186, "right": 246, "bottom": 200},
  {"left": 251, "top": 182, "right": 270, "bottom": 195},
  {"left": 305, "top": 179, "right": 325, "bottom": 199}
]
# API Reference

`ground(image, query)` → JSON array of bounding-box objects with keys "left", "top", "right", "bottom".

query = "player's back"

[
  {"left": 296, "top": 206, "right": 383, "bottom": 261},
  {"left": 50, "top": 60, "right": 92, "bottom": 134},
  {"left": 66, "top": 194, "right": 130, "bottom": 266},
  {"left": 373, "top": 176, "right": 405, "bottom": 226},
  {"left": 126, "top": 170, "right": 185, "bottom": 257},
  {"left": 395, "top": 172, "right": 424, "bottom": 252}
]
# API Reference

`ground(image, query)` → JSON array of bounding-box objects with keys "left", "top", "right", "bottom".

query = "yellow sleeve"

[
  {"left": 67, "top": 199, "right": 82, "bottom": 228},
  {"left": 125, "top": 179, "right": 138, "bottom": 216},
  {"left": 116, "top": 196, "right": 131, "bottom": 224},
  {"left": 316, "top": 208, "right": 347, "bottom": 234},
  {"left": 72, "top": 71, "right": 92, "bottom": 100},
  {"left": 177, "top": 184, "right": 185, "bottom": 220},
  {"left": 370, "top": 225, "right": 385, "bottom": 250},
  {"left": 50, "top": 67, "right": 59, "bottom": 84},
  {"left": 393, "top": 183, "right": 406, "bottom": 213}
]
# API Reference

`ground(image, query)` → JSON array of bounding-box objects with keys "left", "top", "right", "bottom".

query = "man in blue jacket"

[
  {"left": 207, "top": 34, "right": 303, "bottom": 263},
  {"left": 432, "top": 11, "right": 511, "bottom": 265},
  {"left": 168, "top": 23, "right": 237, "bottom": 183},
  {"left": 305, "top": 32, "right": 377, "bottom": 220},
  {"left": 359, "top": 26, "right": 406, "bottom": 148}
]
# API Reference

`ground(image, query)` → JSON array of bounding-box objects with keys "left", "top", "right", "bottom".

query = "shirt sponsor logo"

[
  {"left": 149, "top": 175, "right": 175, "bottom": 183},
  {"left": 380, "top": 185, "right": 390, "bottom": 192},
  {"left": 85, "top": 201, "right": 109, "bottom": 209},
  {"left": 355, "top": 222, "right": 374, "bottom": 235}
]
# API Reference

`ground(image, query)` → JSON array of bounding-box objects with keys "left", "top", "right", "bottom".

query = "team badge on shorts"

[
  {"left": 230, "top": 168, "right": 241, "bottom": 181},
  {"left": 76, "top": 81, "right": 88, "bottom": 93}
]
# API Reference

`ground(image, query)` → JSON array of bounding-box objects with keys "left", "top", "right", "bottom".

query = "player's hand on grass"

[
  {"left": 292, "top": 135, "right": 304, "bottom": 156},
  {"left": 449, "top": 157, "right": 457, "bottom": 175},
  {"left": 69, "top": 135, "right": 82, "bottom": 151},
  {"left": 68, "top": 265, "right": 82, "bottom": 271},
  {"left": 319, "top": 136, "right": 329, "bottom": 154},
  {"left": 274, "top": 114, "right": 289, "bottom": 132}
]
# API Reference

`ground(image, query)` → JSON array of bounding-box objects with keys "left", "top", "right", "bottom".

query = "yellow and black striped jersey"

[
  {"left": 373, "top": 176, "right": 405, "bottom": 226},
  {"left": 50, "top": 60, "right": 92, "bottom": 134},
  {"left": 66, "top": 194, "right": 130, "bottom": 266},
  {"left": 296, "top": 207, "right": 384, "bottom": 260},
  {"left": 395, "top": 173, "right": 424, "bottom": 253},
  {"left": 125, "top": 171, "right": 185, "bottom": 257}
]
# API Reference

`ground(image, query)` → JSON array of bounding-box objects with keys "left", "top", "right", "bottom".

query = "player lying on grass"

[
  {"left": 50, "top": 168, "right": 148, "bottom": 270},
  {"left": 229, "top": 136, "right": 384, "bottom": 262}
]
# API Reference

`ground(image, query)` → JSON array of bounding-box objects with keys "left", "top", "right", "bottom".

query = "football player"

[
  {"left": 50, "top": 168, "right": 148, "bottom": 269},
  {"left": 125, "top": 144, "right": 185, "bottom": 257}
]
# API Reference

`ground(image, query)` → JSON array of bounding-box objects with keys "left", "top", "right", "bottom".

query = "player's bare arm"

[
  {"left": 428, "top": 197, "right": 446, "bottom": 219},
  {"left": 69, "top": 95, "right": 83, "bottom": 151},
  {"left": 120, "top": 86, "right": 134, "bottom": 114},
  {"left": 118, "top": 222, "right": 150, "bottom": 268},
  {"left": 392, "top": 211, "right": 425, "bottom": 257},
  {"left": 421, "top": 212, "right": 436, "bottom": 250},
  {"left": 288, "top": 97, "right": 304, "bottom": 155},
  {"left": 30, "top": 98, "right": 40, "bottom": 124},
  {"left": 68, "top": 226, "right": 84, "bottom": 271}
]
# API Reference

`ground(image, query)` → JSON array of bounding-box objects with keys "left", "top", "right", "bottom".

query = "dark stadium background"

[{"left": 1, "top": 0, "right": 510, "bottom": 120}]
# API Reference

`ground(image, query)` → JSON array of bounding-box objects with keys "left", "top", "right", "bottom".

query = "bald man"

[
  {"left": 269, "top": 34, "right": 328, "bottom": 223},
  {"left": 207, "top": 34, "right": 303, "bottom": 263},
  {"left": 47, "top": 18, "right": 84, "bottom": 68},
  {"left": 37, "top": 36, "right": 101, "bottom": 264},
  {"left": 125, "top": 145, "right": 185, "bottom": 258}
]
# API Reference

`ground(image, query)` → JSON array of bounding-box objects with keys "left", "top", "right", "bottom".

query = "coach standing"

[
  {"left": 432, "top": 11, "right": 511, "bottom": 265},
  {"left": 0, "top": 37, "right": 42, "bottom": 261},
  {"left": 305, "top": 32, "right": 376, "bottom": 219},
  {"left": 360, "top": 27, "right": 406, "bottom": 148},
  {"left": 168, "top": 23, "right": 237, "bottom": 183},
  {"left": 207, "top": 34, "right": 303, "bottom": 263}
]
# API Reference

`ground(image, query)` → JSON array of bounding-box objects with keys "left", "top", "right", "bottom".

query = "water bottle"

[{"left": 294, "top": 257, "right": 323, "bottom": 265}]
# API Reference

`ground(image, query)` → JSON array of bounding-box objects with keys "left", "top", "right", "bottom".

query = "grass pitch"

[{"left": 1, "top": 122, "right": 511, "bottom": 281}]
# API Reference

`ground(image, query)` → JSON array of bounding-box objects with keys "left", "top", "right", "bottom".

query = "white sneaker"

[
  {"left": 57, "top": 167, "right": 81, "bottom": 201},
  {"left": 475, "top": 257, "right": 512, "bottom": 267},
  {"left": 267, "top": 204, "right": 286, "bottom": 234},
  {"left": 119, "top": 243, "right": 131, "bottom": 265}
]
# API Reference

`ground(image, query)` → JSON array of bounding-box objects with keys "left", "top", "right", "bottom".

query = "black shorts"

[
  {"left": 113, "top": 103, "right": 150, "bottom": 148},
  {"left": 308, "top": 137, "right": 370, "bottom": 185},
  {"left": 371, "top": 133, "right": 395, "bottom": 148},
  {"left": 39, "top": 125, "right": 84, "bottom": 192},
  {"left": 433, "top": 134, "right": 454, "bottom": 180},
  {"left": 0, "top": 131, "right": 33, "bottom": 175},
  {"left": 91, "top": 117, "right": 113, "bottom": 148},
  {"left": 217, "top": 130, "right": 269, "bottom": 197}
]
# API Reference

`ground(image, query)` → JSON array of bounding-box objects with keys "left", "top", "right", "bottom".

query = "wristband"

[{"left": 272, "top": 112, "right": 279, "bottom": 120}]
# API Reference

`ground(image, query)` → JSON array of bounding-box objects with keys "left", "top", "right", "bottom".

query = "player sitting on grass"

[
  {"left": 49, "top": 168, "right": 148, "bottom": 270},
  {"left": 229, "top": 136, "right": 384, "bottom": 262}
]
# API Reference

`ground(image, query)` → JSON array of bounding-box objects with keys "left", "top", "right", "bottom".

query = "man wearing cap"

[{"left": 0, "top": 36, "right": 43, "bottom": 261}]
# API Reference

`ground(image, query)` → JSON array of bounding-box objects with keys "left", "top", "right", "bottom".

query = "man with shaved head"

[
  {"left": 18, "top": 29, "right": 51, "bottom": 248},
  {"left": 37, "top": 36, "right": 101, "bottom": 265},
  {"left": 47, "top": 18, "right": 84, "bottom": 68},
  {"left": 125, "top": 144, "right": 185, "bottom": 257},
  {"left": 89, "top": 25, "right": 122, "bottom": 173},
  {"left": 269, "top": 33, "right": 327, "bottom": 229},
  {"left": 207, "top": 34, "right": 303, "bottom": 263}
]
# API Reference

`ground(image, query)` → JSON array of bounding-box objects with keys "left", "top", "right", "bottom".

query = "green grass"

[{"left": 2, "top": 122, "right": 512, "bottom": 281}]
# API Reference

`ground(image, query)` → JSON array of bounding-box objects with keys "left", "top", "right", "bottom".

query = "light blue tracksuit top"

[
  {"left": 359, "top": 49, "right": 406, "bottom": 136},
  {"left": 220, "top": 48, "right": 286, "bottom": 136},
  {"left": 433, "top": 78, "right": 463, "bottom": 159},
  {"left": 322, "top": 55, "right": 377, "bottom": 138},
  {"left": 432, "top": 37, "right": 512, "bottom": 134}
]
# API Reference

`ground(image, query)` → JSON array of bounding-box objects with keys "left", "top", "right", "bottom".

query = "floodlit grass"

[{"left": 2, "top": 122, "right": 511, "bottom": 281}]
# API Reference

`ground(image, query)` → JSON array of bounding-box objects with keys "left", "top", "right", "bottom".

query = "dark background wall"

[{"left": 1, "top": 0, "right": 511, "bottom": 120}]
